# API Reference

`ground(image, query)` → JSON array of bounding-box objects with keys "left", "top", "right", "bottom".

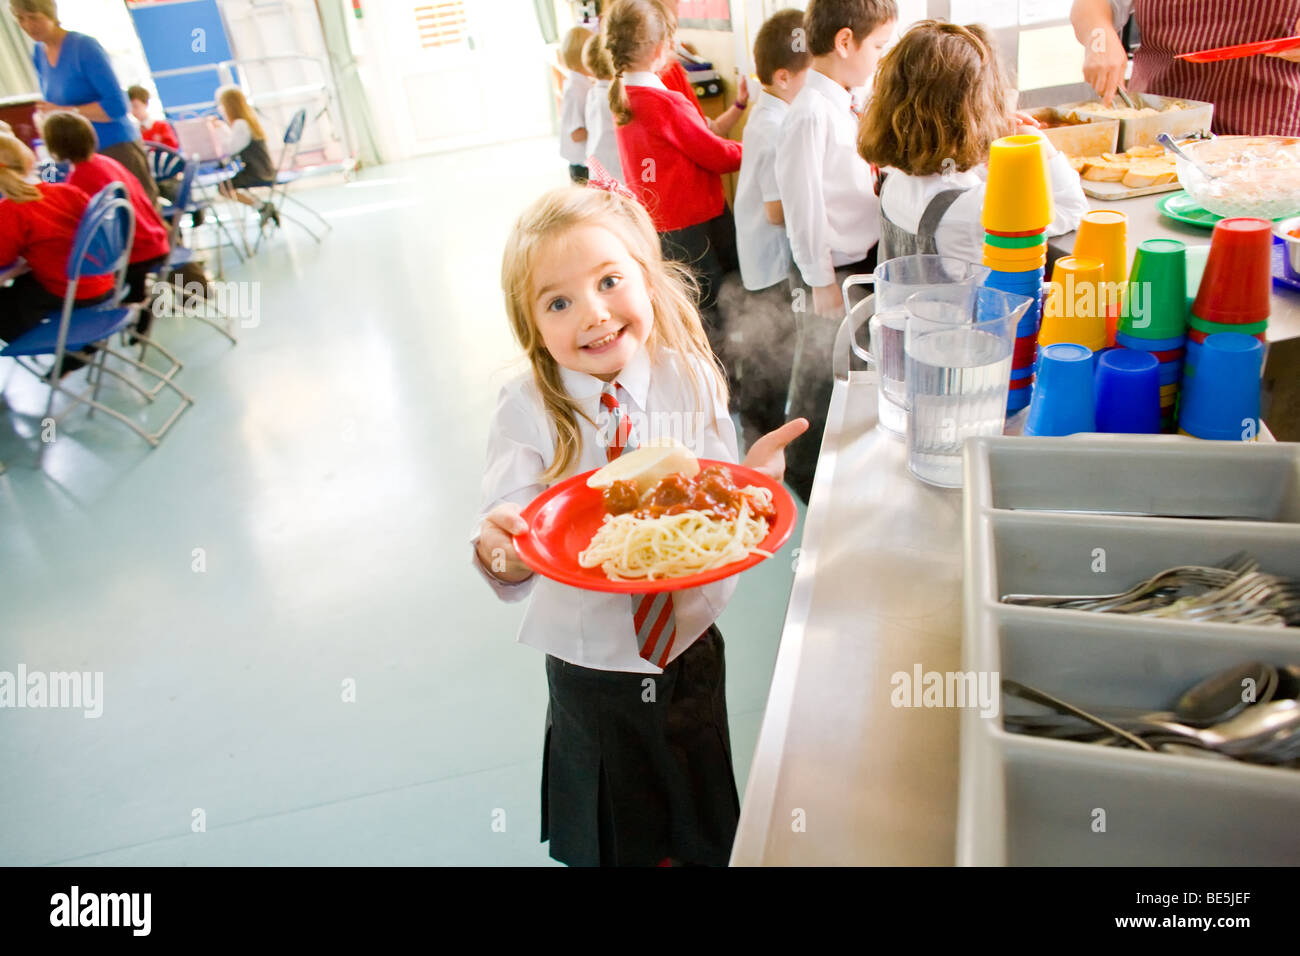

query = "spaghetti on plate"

[{"left": 578, "top": 465, "right": 777, "bottom": 581}]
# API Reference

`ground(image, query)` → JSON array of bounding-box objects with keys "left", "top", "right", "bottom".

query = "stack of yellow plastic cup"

[
  {"left": 982, "top": 134, "right": 1055, "bottom": 414},
  {"left": 1071, "top": 210, "right": 1129, "bottom": 348},
  {"left": 1040, "top": 256, "right": 1107, "bottom": 353}
]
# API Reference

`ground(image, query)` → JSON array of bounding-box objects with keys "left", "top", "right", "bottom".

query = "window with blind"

[{"left": 414, "top": 1, "right": 470, "bottom": 50}]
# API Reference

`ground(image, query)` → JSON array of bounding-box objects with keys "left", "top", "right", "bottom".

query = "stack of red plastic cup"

[{"left": 1184, "top": 218, "right": 1273, "bottom": 381}]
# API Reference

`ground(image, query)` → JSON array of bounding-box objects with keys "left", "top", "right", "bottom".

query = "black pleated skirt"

[{"left": 541, "top": 626, "right": 740, "bottom": 867}]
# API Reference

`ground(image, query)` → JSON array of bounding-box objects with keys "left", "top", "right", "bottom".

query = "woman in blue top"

[{"left": 10, "top": 0, "right": 159, "bottom": 203}]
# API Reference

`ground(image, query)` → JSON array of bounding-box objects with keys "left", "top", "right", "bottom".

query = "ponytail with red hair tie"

[{"left": 586, "top": 157, "right": 637, "bottom": 202}]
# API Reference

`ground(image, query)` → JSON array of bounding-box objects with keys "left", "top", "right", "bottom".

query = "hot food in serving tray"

[{"left": 514, "top": 440, "right": 797, "bottom": 593}]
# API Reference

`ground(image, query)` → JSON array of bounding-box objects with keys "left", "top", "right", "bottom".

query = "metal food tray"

[
  {"left": 1061, "top": 94, "right": 1214, "bottom": 152},
  {"left": 958, "top": 435, "right": 1300, "bottom": 865}
]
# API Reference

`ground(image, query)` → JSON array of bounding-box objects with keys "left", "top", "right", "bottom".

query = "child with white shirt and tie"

[
  {"left": 731, "top": 8, "right": 811, "bottom": 450},
  {"left": 559, "top": 26, "right": 595, "bottom": 182},
  {"left": 473, "top": 184, "right": 807, "bottom": 867},
  {"left": 774, "top": 0, "right": 896, "bottom": 503}
]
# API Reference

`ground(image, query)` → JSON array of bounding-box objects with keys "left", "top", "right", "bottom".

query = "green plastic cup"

[
  {"left": 1119, "top": 238, "right": 1188, "bottom": 341},
  {"left": 984, "top": 231, "right": 1047, "bottom": 249},
  {"left": 1189, "top": 314, "right": 1270, "bottom": 336}
]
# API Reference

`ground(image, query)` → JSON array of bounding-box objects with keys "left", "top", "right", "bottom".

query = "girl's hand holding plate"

[{"left": 478, "top": 503, "right": 534, "bottom": 583}]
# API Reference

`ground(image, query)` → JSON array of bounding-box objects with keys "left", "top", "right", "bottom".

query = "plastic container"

[
  {"left": 1119, "top": 238, "right": 1188, "bottom": 340},
  {"left": 1072, "top": 210, "right": 1129, "bottom": 288},
  {"left": 1189, "top": 314, "right": 1270, "bottom": 336},
  {"left": 1095, "top": 348, "right": 1160, "bottom": 433},
  {"left": 1275, "top": 217, "right": 1300, "bottom": 282},
  {"left": 960, "top": 437, "right": 1300, "bottom": 864},
  {"left": 1025, "top": 344, "right": 1096, "bottom": 437},
  {"left": 1040, "top": 256, "right": 1107, "bottom": 351},
  {"left": 985, "top": 231, "right": 1048, "bottom": 250},
  {"left": 1064, "top": 93, "right": 1214, "bottom": 151},
  {"left": 1191, "top": 218, "right": 1274, "bottom": 323},
  {"left": 1179, "top": 333, "right": 1264, "bottom": 440},
  {"left": 982, "top": 135, "right": 1054, "bottom": 234}
]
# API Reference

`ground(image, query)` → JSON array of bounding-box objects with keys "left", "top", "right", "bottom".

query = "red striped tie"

[{"left": 599, "top": 382, "right": 676, "bottom": 667}]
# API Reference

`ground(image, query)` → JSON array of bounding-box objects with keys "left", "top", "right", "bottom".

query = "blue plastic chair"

[
  {"left": 251, "top": 107, "right": 331, "bottom": 253},
  {"left": 0, "top": 183, "right": 193, "bottom": 463},
  {"left": 143, "top": 139, "right": 185, "bottom": 185},
  {"left": 146, "top": 141, "right": 245, "bottom": 273},
  {"left": 148, "top": 155, "right": 237, "bottom": 345},
  {"left": 36, "top": 159, "right": 69, "bottom": 183}
]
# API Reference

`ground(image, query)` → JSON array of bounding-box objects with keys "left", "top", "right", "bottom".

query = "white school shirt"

[
  {"left": 734, "top": 90, "right": 791, "bottom": 291},
  {"left": 470, "top": 345, "right": 740, "bottom": 673},
  {"left": 584, "top": 79, "right": 625, "bottom": 182},
  {"left": 774, "top": 68, "right": 881, "bottom": 288},
  {"left": 213, "top": 118, "right": 253, "bottom": 156},
  {"left": 878, "top": 150, "right": 1090, "bottom": 266},
  {"left": 560, "top": 71, "right": 592, "bottom": 164}
]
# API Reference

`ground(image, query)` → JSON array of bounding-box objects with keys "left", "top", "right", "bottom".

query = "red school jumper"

[
  {"left": 0, "top": 182, "right": 115, "bottom": 300},
  {"left": 615, "top": 85, "right": 742, "bottom": 233},
  {"left": 68, "top": 154, "right": 170, "bottom": 264}
]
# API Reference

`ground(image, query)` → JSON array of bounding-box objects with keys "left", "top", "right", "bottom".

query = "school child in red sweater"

[
  {"left": 43, "top": 111, "right": 170, "bottom": 312},
  {"left": 0, "top": 132, "right": 113, "bottom": 373},
  {"left": 604, "top": 0, "right": 742, "bottom": 384}
]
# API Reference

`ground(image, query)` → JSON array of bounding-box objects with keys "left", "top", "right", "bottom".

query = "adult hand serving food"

[{"left": 1069, "top": 0, "right": 1300, "bottom": 136}]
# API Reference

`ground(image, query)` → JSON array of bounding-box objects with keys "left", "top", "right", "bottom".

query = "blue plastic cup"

[
  {"left": 1184, "top": 339, "right": 1202, "bottom": 378},
  {"left": 1007, "top": 385, "right": 1033, "bottom": 413},
  {"left": 1178, "top": 333, "right": 1264, "bottom": 440},
  {"left": 1157, "top": 358, "right": 1183, "bottom": 386},
  {"left": 1116, "top": 330, "right": 1185, "bottom": 352},
  {"left": 1095, "top": 348, "right": 1160, "bottom": 433},
  {"left": 1025, "top": 343, "right": 1096, "bottom": 436},
  {"left": 986, "top": 268, "right": 1045, "bottom": 294}
]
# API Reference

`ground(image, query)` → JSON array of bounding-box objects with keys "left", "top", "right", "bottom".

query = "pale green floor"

[{"left": 0, "top": 136, "right": 805, "bottom": 866}]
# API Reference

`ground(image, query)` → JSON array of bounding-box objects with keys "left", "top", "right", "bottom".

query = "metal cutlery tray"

[{"left": 958, "top": 436, "right": 1300, "bottom": 865}]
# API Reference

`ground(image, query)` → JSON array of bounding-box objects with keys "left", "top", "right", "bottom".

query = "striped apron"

[{"left": 1131, "top": 0, "right": 1300, "bottom": 135}]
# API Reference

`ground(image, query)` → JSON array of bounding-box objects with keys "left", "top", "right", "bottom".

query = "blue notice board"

[{"left": 127, "top": 0, "right": 239, "bottom": 116}]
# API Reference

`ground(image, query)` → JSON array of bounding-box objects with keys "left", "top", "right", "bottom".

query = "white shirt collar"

[
  {"left": 623, "top": 71, "right": 668, "bottom": 91},
  {"left": 803, "top": 67, "right": 852, "bottom": 113},
  {"left": 558, "top": 343, "right": 652, "bottom": 411},
  {"left": 755, "top": 89, "right": 790, "bottom": 115}
]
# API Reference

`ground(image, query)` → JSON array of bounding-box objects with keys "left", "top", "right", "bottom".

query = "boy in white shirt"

[
  {"left": 581, "top": 33, "right": 624, "bottom": 183},
  {"left": 731, "top": 8, "right": 810, "bottom": 450},
  {"left": 558, "top": 26, "right": 594, "bottom": 182},
  {"left": 773, "top": 0, "right": 897, "bottom": 503}
]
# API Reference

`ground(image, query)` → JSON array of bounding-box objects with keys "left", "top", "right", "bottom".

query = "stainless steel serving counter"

[{"left": 730, "top": 191, "right": 1296, "bottom": 867}]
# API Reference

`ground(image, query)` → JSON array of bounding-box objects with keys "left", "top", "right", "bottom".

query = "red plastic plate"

[
  {"left": 514, "top": 460, "right": 797, "bottom": 594},
  {"left": 1177, "top": 35, "right": 1300, "bottom": 62}
]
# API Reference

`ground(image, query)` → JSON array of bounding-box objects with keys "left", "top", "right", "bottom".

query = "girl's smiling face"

[{"left": 531, "top": 224, "right": 654, "bottom": 381}]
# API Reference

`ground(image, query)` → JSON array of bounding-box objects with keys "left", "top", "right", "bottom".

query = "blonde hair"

[
  {"left": 10, "top": 0, "right": 57, "bottom": 20},
  {"left": 560, "top": 25, "right": 593, "bottom": 73},
  {"left": 0, "top": 134, "right": 40, "bottom": 202},
  {"left": 501, "top": 186, "right": 727, "bottom": 483},
  {"left": 215, "top": 85, "right": 266, "bottom": 142},
  {"left": 604, "top": 0, "right": 675, "bottom": 126},
  {"left": 582, "top": 32, "right": 613, "bottom": 81}
]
